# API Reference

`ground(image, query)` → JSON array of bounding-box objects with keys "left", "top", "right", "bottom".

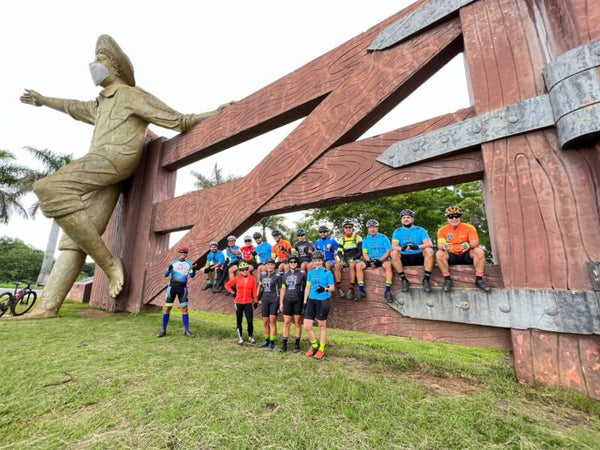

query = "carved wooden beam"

[{"left": 143, "top": 18, "right": 463, "bottom": 303}]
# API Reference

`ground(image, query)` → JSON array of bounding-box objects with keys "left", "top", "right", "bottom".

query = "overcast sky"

[{"left": 0, "top": 0, "right": 470, "bottom": 252}]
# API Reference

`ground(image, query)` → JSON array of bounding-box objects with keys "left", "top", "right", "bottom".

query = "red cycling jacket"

[{"left": 225, "top": 274, "right": 258, "bottom": 304}]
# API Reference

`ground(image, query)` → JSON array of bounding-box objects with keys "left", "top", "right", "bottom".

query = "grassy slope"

[{"left": 0, "top": 301, "right": 598, "bottom": 449}]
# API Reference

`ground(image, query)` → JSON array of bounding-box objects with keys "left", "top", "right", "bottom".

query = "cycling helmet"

[
  {"left": 445, "top": 206, "right": 462, "bottom": 216},
  {"left": 227, "top": 235, "right": 236, "bottom": 241},
  {"left": 318, "top": 225, "right": 329, "bottom": 233},
  {"left": 252, "top": 232, "right": 262, "bottom": 239},
  {"left": 271, "top": 229, "right": 281, "bottom": 236},
  {"left": 312, "top": 250, "right": 325, "bottom": 260},
  {"left": 264, "top": 258, "right": 276, "bottom": 265},
  {"left": 296, "top": 229, "right": 306, "bottom": 236},
  {"left": 399, "top": 209, "right": 415, "bottom": 218},
  {"left": 178, "top": 246, "right": 189, "bottom": 253},
  {"left": 243, "top": 235, "right": 252, "bottom": 242},
  {"left": 209, "top": 241, "right": 218, "bottom": 247},
  {"left": 238, "top": 262, "right": 249, "bottom": 270},
  {"left": 366, "top": 219, "right": 379, "bottom": 227},
  {"left": 342, "top": 219, "right": 354, "bottom": 227},
  {"left": 288, "top": 256, "right": 299, "bottom": 263}
]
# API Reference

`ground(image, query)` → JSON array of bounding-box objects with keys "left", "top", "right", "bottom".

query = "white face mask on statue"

[{"left": 89, "top": 62, "right": 110, "bottom": 86}]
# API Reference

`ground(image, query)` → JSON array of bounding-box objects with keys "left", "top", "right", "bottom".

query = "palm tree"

[
  {"left": 255, "top": 215, "right": 292, "bottom": 241},
  {"left": 190, "top": 163, "right": 240, "bottom": 190},
  {"left": 19, "top": 147, "right": 72, "bottom": 286},
  {"left": 0, "top": 150, "right": 28, "bottom": 224}
]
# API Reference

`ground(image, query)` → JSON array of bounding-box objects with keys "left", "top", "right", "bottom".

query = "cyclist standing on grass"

[
  {"left": 279, "top": 256, "right": 306, "bottom": 352},
  {"left": 258, "top": 258, "right": 282, "bottom": 349},
  {"left": 158, "top": 246, "right": 196, "bottom": 338},
  {"left": 303, "top": 251, "right": 335, "bottom": 360},
  {"left": 225, "top": 262, "right": 258, "bottom": 345}
]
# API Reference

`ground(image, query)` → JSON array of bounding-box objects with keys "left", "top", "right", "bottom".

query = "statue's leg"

[
  {"left": 33, "top": 156, "right": 127, "bottom": 298},
  {"left": 18, "top": 185, "right": 123, "bottom": 319},
  {"left": 18, "top": 250, "right": 87, "bottom": 319}
]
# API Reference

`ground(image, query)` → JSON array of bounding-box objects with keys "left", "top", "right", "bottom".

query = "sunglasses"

[
  {"left": 446, "top": 214, "right": 462, "bottom": 219},
  {"left": 178, "top": 251, "right": 188, "bottom": 254},
  {"left": 343, "top": 226, "right": 353, "bottom": 229},
  {"left": 239, "top": 268, "right": 248, "bottom": 272},
  {"left": 289, "top": 261, "right": 298, "bottom": 264}
]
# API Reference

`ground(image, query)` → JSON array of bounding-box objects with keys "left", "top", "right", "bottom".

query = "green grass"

[{"left": 1, "top": 301, "right": 599, "bottom": 449}]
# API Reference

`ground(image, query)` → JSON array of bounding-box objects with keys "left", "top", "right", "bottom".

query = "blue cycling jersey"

[
  {"left": 254, "top": 242, "right": 272, "bottom": 264},
  {"left": 206, "top": 250, "right": 225, "bottom": 265},
  {"left": 225, "top": 246, "right": 240, "bottom": 264},
  {"left": 165, "top": 259, "right": 195, "bottom": 285},
  {"left": 362, "top": 233, "right": 392, "bottom": 260},
  {"left": 306, "top": 268, "right": 334, "bottom": 300},
  {"left": 392, "top": 226, "right": 430, "bottom": 255},
  {"left": 314, "top": 237, "right": 338, "bottom": 261}
]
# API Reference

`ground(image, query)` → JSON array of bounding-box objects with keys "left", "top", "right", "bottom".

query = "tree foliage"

[
  {"left": 304, "top": 181, "right": 492, "bottom": 259},
  {"left": 0, "top": 150, "right": 28, "bottom": 224},
  {"left": 0, "top": 237, "right": 44, "bottom": 283},
  {"left": 191, "top": 163, "right": 241, "bottom": 190},
  {"left": 255, "top": 215, "right": 292, "bottom": 242}
]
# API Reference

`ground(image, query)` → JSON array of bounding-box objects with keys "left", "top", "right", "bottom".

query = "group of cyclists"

[{"left": 158, "top": 206, "right": 491, "bottom": 360}]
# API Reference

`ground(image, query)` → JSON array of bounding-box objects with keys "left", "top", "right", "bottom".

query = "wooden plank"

[
  {"left": 143, "top": 19, "right": 464, "bottom": 304},
  {"left": 461, "top": 0, "right": 600, "bottom": 291},
  {"left": 160, "top": 1, "right": 427, "bottom": 170},
  {"left": 153, "top": 108, "right": 479, "bottom": 233},
  {"left": 557, "top": 334, "right": 587, "bottom": 394},
  {"left": 531, "top": 330, "right": 560, "bottom": 386},
  {"left": 578, "top": 335, "right": 600, "bottom": 400},
  {"left": 511, "top": 329, "right": 535, "bottom": 385}
]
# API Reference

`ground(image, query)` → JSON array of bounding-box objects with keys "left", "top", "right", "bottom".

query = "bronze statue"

[{"left": 20, "top": 35, "right": 232, "bottom": 318}]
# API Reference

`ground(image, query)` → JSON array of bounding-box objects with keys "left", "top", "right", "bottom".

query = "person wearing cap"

[
  {"left": 158, "top": 246, "right": 196, "bottom": 338},
  {"left": 355, "top": 220, "right": 394, "bottom": 302},
  {"left": 279, "top": 256, "right": 306, "bottom": 352},
  {"left": 239, "top": 236, "right": 256, "bottom": 273},
  {"left": 303, "top": 251, "right": 335, "bottom": 359},
  {"left": 271, "top": 230, "right": 292, "bottom": 274},
  {"left": 391, "top": 209, "right": 434, "bottom": 295},
  {"left": 314, "top": 225, "right": 338, "bottom": 272},
  {"left": 258, "top": 258, "right": 282, "bottom": 349},
  {"left": 225, "top": 236, "right": 242, "bottom": 292},
  {"left": 21, "top": 35, "right": 234, "bottom": 316},
  {"left": 252, "top": 232, "right": 272, "bottom": 274},
  {"left": 225, "top": 262, "right": 258, "bottom": 345},
  {"left": 203, "top": 241, "right": 225, "bottom": 291},
  {"left": 293, "top": 229, "right": 315, "bottom": 272},
  {"left": 335, "top": 219, "right": 363, "bottom": 299},
  {"left": 436, "top": 206, "right": 491, "bottom": 292}
]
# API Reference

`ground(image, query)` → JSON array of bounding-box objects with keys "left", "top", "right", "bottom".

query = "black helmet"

[
  {"left": 296, "top": 229, "right": 306, "bottom": 236},
  {"left": 318, "top": 225, "right": 329, "bottom": 233},
  {"left": 312, "top": 251, "right": 324, "bottom": 260},
  {"left": 288, "top": 256, "right": 299, "bottom": 263},
  {"left": 252, "top": 231, "right": 262, "bottom": 239},
  {"left": 271, "top": 229, "right": 281, "bottom": 236},
  {"left": 264, "top": 258, "right": 276, "bottom": 265},
  {"left": 400, "top": 209, "right": 415, "bottom": 218},
  {"left": 366, "top": 219, "right": 379, "bottom": 227}
]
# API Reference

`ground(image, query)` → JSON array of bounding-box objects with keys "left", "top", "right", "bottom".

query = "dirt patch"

[
  {"left": 404, "top": 372, "right": 484, "bottom": 396},
  {"left": 77, "top": 309, "right": 117, "bottom": 319}
]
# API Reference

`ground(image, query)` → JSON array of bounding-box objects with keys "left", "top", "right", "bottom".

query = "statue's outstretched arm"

[{"left": 20, "top": 89, "right": 96, "bottom": 125}]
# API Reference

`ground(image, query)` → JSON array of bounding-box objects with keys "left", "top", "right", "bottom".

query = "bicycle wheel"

[
  {"left": 0, "top": 292, "right": 12, "bottom": 318},
  {"left": 10, "top": 291, "right": 37, "bottom": 316}
]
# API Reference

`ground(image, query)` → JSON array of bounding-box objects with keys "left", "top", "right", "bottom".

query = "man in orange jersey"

[
  {"left": 436, "top": 206, "right": 490, "bottom": 293},
  {"left": 271, "top": 229, "right": 292, "bottom": 274}
]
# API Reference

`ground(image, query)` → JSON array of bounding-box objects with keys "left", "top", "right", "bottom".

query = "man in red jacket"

[{"left": 225, "top": 262, "right": 259, "bottom": 345}]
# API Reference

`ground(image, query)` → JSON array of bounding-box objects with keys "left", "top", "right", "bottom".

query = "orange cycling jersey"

[
  {"left": 272, "top": 240, "right": 292, "bottom": 262},
  {"left": 437, "top": 222, "right": 479, "bottom": 255},
  {"left": 225, "top": 275, "right": 258, "bottom": 304}
]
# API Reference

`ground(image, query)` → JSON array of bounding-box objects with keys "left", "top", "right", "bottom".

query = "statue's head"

[{"left": 90, "top": 35, "right": 135, "bottom": 87}]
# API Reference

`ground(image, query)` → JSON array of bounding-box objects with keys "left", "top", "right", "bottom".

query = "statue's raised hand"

[
  {"left": 20, "top": 89, "right": 43, "bottom": 107},
  {"left": 217, "top": 100, "right": 235, "bottom": 111}
]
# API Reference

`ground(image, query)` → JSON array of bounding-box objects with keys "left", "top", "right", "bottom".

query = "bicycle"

[{"left": 0, "top": 281, "right": 38, "bottom": 318}]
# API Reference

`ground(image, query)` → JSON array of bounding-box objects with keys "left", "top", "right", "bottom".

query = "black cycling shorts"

[
  {"left": 283, "top": 298, "right": 302, "bottom": 316},
  {"left": 304, "top": 298, "right": 330, "bottom": 321},
  {"left": 448, "top": 252, "right": 474, "bottom": 265},
  {"left": 400, "top": 253, "right": 425, "bottom": 266},
  {"left": 299, "top": 257, "right": 312, "bottom": 265},
  {"left": 261, "top": 300, "right": 279, "bottom": 317}
]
